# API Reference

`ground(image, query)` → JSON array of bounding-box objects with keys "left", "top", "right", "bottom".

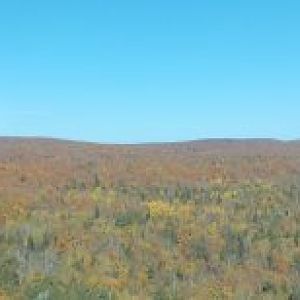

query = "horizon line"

[{"left": 0, "top": 135, "right": 299, "bottom": 146}]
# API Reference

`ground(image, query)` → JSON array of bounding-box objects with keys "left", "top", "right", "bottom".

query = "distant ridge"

[
  {"left": 0, "top": 135, "right": 300, "bottom": 196},
  {"left": 0, "top": 136, "right": 299, "bottom": 146}
]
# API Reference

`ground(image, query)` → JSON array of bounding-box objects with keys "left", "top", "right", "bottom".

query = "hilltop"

[{"left": 0, "top": 137, "right": 300, "bottom": 191}]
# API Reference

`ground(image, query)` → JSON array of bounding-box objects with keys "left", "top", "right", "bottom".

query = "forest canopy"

[{"left": 1, "top": 138, "right": 300, "bottom": 299}]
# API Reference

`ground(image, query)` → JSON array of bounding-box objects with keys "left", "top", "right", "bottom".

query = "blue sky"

[{"left": 0, "top": 1, "right": 299, "bottom": 143}]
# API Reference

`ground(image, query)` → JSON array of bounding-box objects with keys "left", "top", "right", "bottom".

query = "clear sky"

[{"left": 0, "top": 1, "right": 299, "bottom": 143}]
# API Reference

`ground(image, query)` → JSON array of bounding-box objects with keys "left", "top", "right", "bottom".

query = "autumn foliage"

[{"left": 1, "top": 138, "right": 300, "bottom": 299}]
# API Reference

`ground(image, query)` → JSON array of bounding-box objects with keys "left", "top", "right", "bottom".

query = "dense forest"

[{"left": 1, "top": 138, "right": 300, "bottom": 299}]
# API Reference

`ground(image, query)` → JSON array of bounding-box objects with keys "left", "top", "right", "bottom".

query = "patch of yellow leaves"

[{"left": 148, "top": 200, "right": 174, "bottom": 218}]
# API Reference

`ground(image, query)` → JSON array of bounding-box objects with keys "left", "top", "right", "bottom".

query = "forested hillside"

[{"left": 1, "top": 138, "right": 300, "bottom": 299}]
